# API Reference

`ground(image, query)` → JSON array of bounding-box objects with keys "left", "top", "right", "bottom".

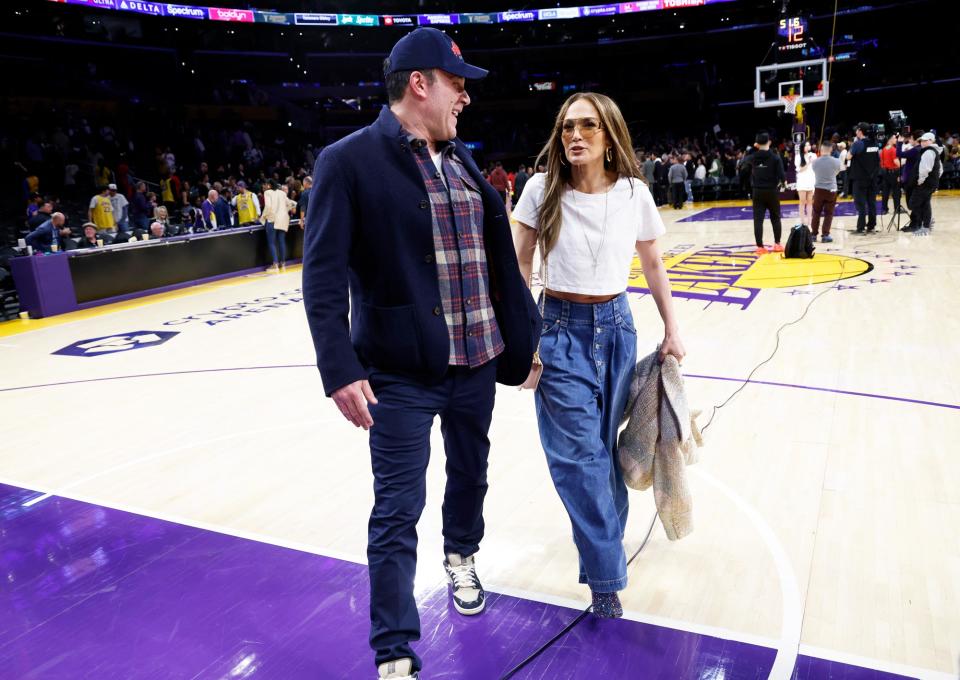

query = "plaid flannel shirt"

[{"left": 409, "top": 137, "right": 504, "bottom": 368}]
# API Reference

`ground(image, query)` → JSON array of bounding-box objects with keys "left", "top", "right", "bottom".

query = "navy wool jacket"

[{"left": 303, "top": 106, "right": 541, "bottom": 396}]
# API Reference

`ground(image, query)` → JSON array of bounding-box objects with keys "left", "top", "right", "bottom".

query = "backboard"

[{"left": 754, "top": 58, "right": 828, "bottom": 109}]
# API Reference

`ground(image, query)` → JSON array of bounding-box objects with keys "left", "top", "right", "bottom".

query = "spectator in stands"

[
  {"left": 25, "top": 193, "right": 43, "bottom": 221},
  {"left": 514, "top": 165, "right": 529, "bottom": 202},
  {"left": 214, "top": 190, "right": 233, "bottom": 230},
  {"left": 683, "top": 153, "right": 695, "bottom": 203},
  {"left": 183, "top": 203, "right": 206, "bottom": 232},
  {"left": 27, "top": 201, "right": 54, "bottom": 230},
  {"left": 708, "top": 154, "right": 722, "bottom": 178},
  {"left": 487, "top": 161, "right": 509, "bottom": 203},
  {"left": 298, "top": 175, "right": 313, "bottom": 230},
  {"left": 108, "top": 184, "right": 130, "bottom": 232},
  {"left": 159, "top": 169, "right": 181, "bottom": 217},
  {"left": 116, "top": 154, "right": 132, "bottom": 198},
  {"left": 202, "top": 189, "right": 219, "bottom": 230},
  {"left": 88, "top": 185, "right": 116, "bottom": 232},
  {"left": 837, "top": 141, "right": 850, "bottom": 197},
  {"left": 96, "top": 158, "right": 113, "bottom": 188},
  {"left": 668, "top": 156, "right": 687, "bottom": 209},
  {"left": 153, "top": 205, "right": 172, "bottom": 234},
  {"left": 694, "top": 157, "right": 707, "bottom": 181},
  {"left": 163, "top": 146, "right": 177, "bottom": 174},
  {"left": 232, "top": 181, "right": 261, "bottom": 226},
  {"left": 642, "top": 153, "right": 656, "bottom": 191},
  {"left": 79, "top": 223, "right": 100, "bottom": 249},
  {"left": 146, "top": 191, "right": 159, "bottom": 217},
  {"left": 148, "top": 221, "right": 167, "bottom": 240},
  {"left": 131, "top": 182, "right": 151, "bottom": 232},
  {"left": 25, "top": 212, "right": 68, "bottom": 253},
  {"left": 654, "top": 153, "right": 668, "bottom": 206}
]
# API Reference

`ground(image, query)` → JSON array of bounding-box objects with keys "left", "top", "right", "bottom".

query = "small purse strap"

[{"left": 534, "top": 250, "right": 547, "bottom": 357}]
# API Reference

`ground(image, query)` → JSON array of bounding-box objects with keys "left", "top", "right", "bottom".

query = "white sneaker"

[
  {"left": 378, "top": 658, "right": 418, "bottom": 679},
  {"left": 444, "top": 553, "right": 485, "bottom": 615}
]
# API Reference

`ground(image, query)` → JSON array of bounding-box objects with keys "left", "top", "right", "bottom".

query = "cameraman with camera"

[{"left": 849, "top": 123, "right": 880, "bottom": 233}]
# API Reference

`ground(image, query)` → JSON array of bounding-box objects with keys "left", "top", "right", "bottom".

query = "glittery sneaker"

[{"left": 591, "top": 591, "right": 623, "bottom": 619}]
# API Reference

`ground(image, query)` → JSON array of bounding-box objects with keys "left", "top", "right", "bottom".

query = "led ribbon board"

[{"left": 48, "top": 0, "right": 737, "bottom": 27}]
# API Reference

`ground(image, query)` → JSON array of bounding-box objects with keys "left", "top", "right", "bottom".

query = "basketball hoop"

[{"left": 781, "top": 94, "right": 800, "bottom": 115}]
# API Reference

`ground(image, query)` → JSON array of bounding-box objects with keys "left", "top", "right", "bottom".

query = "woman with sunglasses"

[{"left": 513, "top": 92, "right": 686, "bottom": 618}]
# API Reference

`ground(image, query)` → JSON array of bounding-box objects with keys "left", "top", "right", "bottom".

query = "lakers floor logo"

[{"left": 627, "top": 243, "right": 915, "bottom": 310}]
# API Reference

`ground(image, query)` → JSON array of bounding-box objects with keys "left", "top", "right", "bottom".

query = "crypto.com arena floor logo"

[
  {"left": 627, "top": 243, "right": 917, "bottom": 310},
  {"left": 53, "top": 331, "right": 180, "bottom": 357}
]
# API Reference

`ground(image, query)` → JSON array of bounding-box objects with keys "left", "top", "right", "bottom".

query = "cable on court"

[
  {"left": 498, "top": 513, "right": 658, "bottom": 680},
  {"left": 702, "top": 251, "right": 851, "bottom": 433}
]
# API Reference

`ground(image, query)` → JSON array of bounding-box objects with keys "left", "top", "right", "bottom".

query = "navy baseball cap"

[{"left": 385, "top": 28, "right": 488, "bottom": 80}]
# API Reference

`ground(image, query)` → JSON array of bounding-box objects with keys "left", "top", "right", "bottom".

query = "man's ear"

[{"left": 408, "top": 71, "right": 430, "bottom": 100}]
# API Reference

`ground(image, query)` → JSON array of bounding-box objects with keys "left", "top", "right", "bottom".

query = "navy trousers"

[
  {"left": 852, "top": 179, "right": 877, "bottom": 230},
  {"left": 366, "top": 360, "right": 497, "bottom": 672}
]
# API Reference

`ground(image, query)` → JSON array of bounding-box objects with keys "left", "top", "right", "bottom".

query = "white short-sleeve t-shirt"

[{"left": 513, "top": 173, "right": 666, "bottom": 295}]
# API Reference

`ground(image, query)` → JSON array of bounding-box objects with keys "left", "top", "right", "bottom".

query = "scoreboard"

[{"left": 778, "top": 16, "right": 809, "bottom": 54}]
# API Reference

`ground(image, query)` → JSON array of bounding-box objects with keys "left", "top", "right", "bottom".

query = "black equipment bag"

[{"left": 784, "top": 224, "right": 815, "bottom": 259}]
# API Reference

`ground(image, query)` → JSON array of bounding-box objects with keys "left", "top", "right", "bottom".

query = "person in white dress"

[{"left": 795, "top": 141, "right": 817, "bottom": 227}]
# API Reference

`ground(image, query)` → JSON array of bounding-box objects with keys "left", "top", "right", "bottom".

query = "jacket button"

[
  {"left": 433, "top": 306, "right": 442, "bottom": 316},
  {"left": 424, "top": 254, "right": 434, "bottom": 263},
  {"left": 419, "top": 200, "right": 428, "bottom": 209}
]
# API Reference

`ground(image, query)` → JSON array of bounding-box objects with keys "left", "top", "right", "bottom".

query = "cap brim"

[{"left": 446, "top": 62, "right": 489, "bottom": 80}]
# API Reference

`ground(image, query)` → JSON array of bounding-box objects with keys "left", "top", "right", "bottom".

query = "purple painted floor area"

[
  {"left": 680, "top": 201, "right": 884, "bottom": 222},
  {"left": 791, "top": 656, "right": 916, "bottom": 680},
  {"left": 0, "top": 482, "right": 850, "bottom": 679}
]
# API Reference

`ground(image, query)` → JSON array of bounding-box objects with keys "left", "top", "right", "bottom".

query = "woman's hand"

[{"left": 659, "top": 330, "right": 686, "bottom": 365}]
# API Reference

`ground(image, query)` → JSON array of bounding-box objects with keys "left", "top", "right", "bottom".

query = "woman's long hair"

[{"left": 533, "top": 92, "right": 642, "bottom": 259}]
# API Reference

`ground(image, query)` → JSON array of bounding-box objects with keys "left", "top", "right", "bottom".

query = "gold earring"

[{"left": 605, "top": 147, "right": 613, "bottom": 162}]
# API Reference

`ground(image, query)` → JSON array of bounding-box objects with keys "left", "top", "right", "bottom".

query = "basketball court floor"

[{"left": 2, "top": 194, "right": 958, "bottom": 679}]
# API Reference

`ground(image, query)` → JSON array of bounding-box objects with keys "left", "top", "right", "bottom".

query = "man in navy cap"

[{"left": 303, "top": 28, "right": 539, "bottom": 680}]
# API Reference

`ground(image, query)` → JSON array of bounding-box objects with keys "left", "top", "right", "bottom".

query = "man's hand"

[{"left": 332, "top": 379, "right": 378, "bottom": 430}]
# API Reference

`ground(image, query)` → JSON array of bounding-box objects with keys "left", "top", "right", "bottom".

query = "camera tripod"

[{"left": 885, "top": 202, "right": 908, "bottom": 232}]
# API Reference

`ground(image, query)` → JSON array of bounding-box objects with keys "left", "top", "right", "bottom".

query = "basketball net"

[{"left": 781, "top": 94, "right": 800, "bottom": 116}]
